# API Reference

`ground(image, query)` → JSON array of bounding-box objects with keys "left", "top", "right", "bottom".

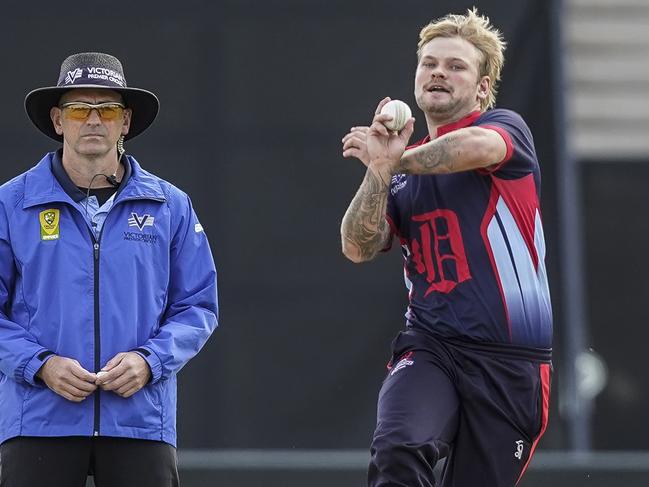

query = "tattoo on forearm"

[
  {"left": 341, "top": 168, "right": 391, "bottom": 261},
  {"left": 399, "top": 135, "right": 458, "bottom": 174}
]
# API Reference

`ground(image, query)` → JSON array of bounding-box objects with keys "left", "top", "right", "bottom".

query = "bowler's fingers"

[
  {"left": 374, "top": 97, "right": 392, "bottom": 115},
  {"left": 398, "top": 118, "right": 416, "bottom": 141},
  {"left": 372, "top": 113, "right": 397, "bottom": 132},
  {"left": 369, "top": 120, "right": 390, "bottom": 138},
  {"left": 341, "top": 126, "right": 368, "bottom": 144},
  {"left": 342, "top": 147, "right": 366, "bottom": 159},
  {"left": 342, "top": 134, "right": 366, "bottom": 152}
]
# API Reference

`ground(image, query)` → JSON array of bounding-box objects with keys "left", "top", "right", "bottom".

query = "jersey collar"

[
  {"left": 436, "top": 110, "right": 482, "bottom": 137},
  {"left": 412, "top": 111, "right": 483, "bottom": 147}
]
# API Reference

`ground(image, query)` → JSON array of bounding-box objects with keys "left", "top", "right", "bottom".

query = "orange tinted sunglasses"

[{"left": 60, "top": 102, "right": 125, "bottom": 121}]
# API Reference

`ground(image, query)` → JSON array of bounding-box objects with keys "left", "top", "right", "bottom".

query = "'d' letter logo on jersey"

[
  {"left": 39, "top": 209, "right": 60, "bottom": 240},
  {"left": 410, "top": 210, "right": 471, "bottom": 295}
]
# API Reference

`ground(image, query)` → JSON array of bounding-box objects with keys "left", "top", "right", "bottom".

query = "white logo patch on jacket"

[{"left": 128, "top": 213, "right": 154, "bottom": 231}]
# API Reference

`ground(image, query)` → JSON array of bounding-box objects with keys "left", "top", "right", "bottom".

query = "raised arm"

[
  {"left": 397, "top": 126, "right": 507, "bottom": 174},
  {"left": 341, "top": 98, "right": 415, "bottom": 263}
]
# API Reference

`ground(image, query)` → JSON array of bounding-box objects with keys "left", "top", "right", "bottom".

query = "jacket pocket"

[{"left": 106, "top": 381, "right": 162, "bottom": 431}]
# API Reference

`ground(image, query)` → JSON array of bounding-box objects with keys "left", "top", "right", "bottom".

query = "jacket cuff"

[
  {"left": 132, "top": 347, "right": 162, "bottom": 384},
  {"left": 23, "top": 349, "right": 55, "bottom": 386}
]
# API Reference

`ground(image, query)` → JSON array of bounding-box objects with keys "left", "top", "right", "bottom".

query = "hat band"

[{"left": 57, "top": 66, "right": 126, "bottom": 88}]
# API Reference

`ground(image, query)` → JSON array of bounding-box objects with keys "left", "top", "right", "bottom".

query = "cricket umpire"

[{"left": 0, "top": 52, "right": 218, "bottom": 486}]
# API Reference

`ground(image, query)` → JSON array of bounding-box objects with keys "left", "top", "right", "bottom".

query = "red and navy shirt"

[{"left": 386, "top": 109, "right": 552, "bottom": 351}]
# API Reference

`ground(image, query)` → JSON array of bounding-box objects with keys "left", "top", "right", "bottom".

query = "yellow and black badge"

[{"left": 39, "top": 209, "right": 60, "bottom": 240}]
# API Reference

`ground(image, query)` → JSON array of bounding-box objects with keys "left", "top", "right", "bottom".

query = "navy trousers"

[
  {"left": 0, "top": 436, "right": 179, "bottom": 487},
  {"left": 368, "top": 329, "right": 551, "bottom": 487}
]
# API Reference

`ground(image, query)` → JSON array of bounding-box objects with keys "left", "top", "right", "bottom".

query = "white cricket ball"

[{"left": 380, "top": 100, "right": 412, "bottom": 132}]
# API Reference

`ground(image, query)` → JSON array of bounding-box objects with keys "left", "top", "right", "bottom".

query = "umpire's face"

[{"left": 49, "top": 88, "right": 132, "bottom": 160}]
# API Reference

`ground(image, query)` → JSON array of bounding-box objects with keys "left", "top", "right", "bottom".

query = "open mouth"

[{"left": 427, "top": 85, "right": 450, "bottom": 93}]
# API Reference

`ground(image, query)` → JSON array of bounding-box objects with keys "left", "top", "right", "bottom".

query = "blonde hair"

[{"left": 417, "top": 8, "right": 506, "bottom": 110}]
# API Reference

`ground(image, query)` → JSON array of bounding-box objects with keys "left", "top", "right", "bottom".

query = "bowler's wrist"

[
  {"left": 396, "top": 151, "right": 414, "bottom": 174},
  {"left": 368, "top": 160, "right": 395, "bottom": 185}
]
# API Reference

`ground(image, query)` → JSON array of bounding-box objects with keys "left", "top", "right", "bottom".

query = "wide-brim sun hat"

[{"left": 25, "top": 52, "right": 159, "bottom": 142}]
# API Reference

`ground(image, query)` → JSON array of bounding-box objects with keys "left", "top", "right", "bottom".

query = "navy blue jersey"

[{"left": 386, "top": 109, "right": 552, "bottom": 350}]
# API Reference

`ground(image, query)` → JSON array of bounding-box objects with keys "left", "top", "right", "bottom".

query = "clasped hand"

[{"left": 38, "top": 352, "right": 151, "bottom": 402}]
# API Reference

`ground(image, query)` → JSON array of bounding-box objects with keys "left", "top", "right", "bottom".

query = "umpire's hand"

[
  {"left": 37, "top": 355, "right": 98, "bottom": 402},
  {"left": 95, "top": 352, "right": 152, "bottom": 398}
]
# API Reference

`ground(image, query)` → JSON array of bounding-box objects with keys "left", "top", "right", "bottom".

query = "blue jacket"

[{"left": 0, "top": 153, "right": 218, "bottom": 447}]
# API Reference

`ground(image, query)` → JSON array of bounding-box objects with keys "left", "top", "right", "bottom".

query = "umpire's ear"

[
  {"left": 50, "top": 107, "right": 64, "bottom": 136},
  {"left": 121, "top": 108, "right": 132, "bottom": 136}
]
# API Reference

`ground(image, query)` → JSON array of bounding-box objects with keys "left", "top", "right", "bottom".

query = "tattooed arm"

[
  {"left": 398, "top": 126, "right": 507, "bottom": 174},
  {"left": 341, "top": 97, "right": 415, "bottom": 263},
  {"left": 340, "top": 165, "right": 392, "bottom": 263}
]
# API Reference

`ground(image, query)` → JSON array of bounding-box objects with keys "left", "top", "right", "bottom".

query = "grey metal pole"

[{"left": 551, "top": 0, "right": 592, "bottom": 451}]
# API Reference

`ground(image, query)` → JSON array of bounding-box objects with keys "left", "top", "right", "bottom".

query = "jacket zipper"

[
  {"left": 92, "top": 236, "right": 101, "bottom": 436},
  {"left": 86, "top": 195, "right": 164, "bottom": 436}
]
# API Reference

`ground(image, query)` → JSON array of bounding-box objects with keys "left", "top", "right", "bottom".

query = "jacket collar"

[
  {"left": 49, "top": 149, "right": 133, "bottom": 203},
  {"left": 23, "top": 151, "right": 165, "bottom": 209}
]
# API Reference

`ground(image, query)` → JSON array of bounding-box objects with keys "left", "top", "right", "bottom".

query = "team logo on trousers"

[
  {"left": 39, "top": 209, "right": 60, "bottom": 240},
  {"left": 514, "top": 440, "right": 525, "bottom": 460}
]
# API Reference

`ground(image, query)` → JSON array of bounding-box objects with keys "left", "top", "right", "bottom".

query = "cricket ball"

[{"left": 380, "top": 100, "right": 412, "bottom": 131}]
